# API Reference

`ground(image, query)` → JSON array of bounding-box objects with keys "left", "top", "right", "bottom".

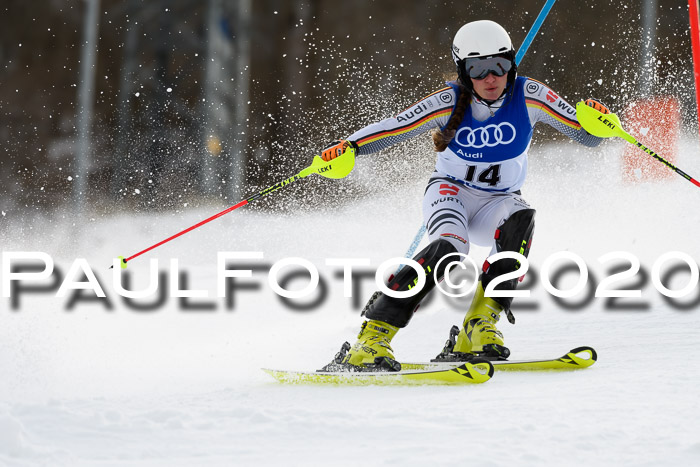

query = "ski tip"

[
  {"left": 467, "top": 357, "right": 496, "bottom": 380},
  {"left": 562, "top": 346, "right": 597, "bottom": 368}
]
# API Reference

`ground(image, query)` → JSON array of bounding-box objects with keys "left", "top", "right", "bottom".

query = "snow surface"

[{"left": 1, "top": 140, "right": 700, "bottom": 466}]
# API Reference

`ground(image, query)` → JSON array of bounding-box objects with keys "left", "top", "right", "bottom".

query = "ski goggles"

[{"left": 462, "top": 55, "right": 513, "bottom": 80}]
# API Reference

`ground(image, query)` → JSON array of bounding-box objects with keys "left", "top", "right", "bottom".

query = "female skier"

[{"left": 320, "top": 20, "right": 609, "bottom": 371}]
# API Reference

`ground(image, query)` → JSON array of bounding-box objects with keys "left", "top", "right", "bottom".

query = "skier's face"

[{"left": 471, "top": 72, "right": 508, "bottom": 101}]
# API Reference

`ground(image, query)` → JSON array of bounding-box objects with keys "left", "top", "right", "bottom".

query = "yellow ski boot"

[
  {"left": 326, "top": 320, "right": 401, "bottom": 372},
  {"left": 435, "top": 282, "right": 511, "bottom": 361}
]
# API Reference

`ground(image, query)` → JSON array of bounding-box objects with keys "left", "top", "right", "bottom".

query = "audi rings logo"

[{"left": 455, "top": 122, "right": 517, "bottom": 148}]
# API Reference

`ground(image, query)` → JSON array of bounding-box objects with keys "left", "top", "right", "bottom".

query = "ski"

[
  {"left": 400, "top": 346, "right": 597, "bottom": 372},
  {"left": 263, "top": 347, "right": 596, "bottom": 385},
  {"left": 263, "top": 359, "right": 494, "bottom": 385}
]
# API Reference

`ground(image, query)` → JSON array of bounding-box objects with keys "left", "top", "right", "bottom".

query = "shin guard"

[
  {"left": 363, "top": 239, "right": 457, "bottom": 328},
  {"left": 481, "top": 208, "right": 536, "bottom": 311}
]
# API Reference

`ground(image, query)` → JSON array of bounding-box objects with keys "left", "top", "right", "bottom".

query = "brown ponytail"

[{"left": 431, "top": 82, "right": 471, "bottom": 152}]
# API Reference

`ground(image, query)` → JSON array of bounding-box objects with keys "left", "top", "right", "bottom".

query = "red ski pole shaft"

[
  {"left": 113, "top": 148, "right": 357, "bottom": 268},
  {"left": 123, "top": 198, "right": 250, "bottom": 264},
  {"left": 113, "top": 172, "right": 307, "bottom": 268}
]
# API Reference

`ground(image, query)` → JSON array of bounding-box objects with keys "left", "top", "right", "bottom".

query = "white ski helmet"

[{"left": 451, "top": 20, "right": 517, "bottom": 87}]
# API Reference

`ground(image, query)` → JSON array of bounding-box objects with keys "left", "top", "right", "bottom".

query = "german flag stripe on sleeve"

[
  {"left": 356, "top": 107, "right": 453, "bottom": 146},
  {"left": 527, "top": 77, "right": 549, "bottom": 88},
  {"left": 398, "top": 86, "right": 452, "bottom": 114},
  {"left": 526, "top": 98, "right": 580, "bottom": 130}
]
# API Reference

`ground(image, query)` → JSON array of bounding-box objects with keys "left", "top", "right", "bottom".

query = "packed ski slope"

[{"left": 1, "top": 140, "right": 700, "bottom": 466}]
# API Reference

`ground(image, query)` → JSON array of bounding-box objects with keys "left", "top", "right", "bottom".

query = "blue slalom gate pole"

[
  {"left": 515, "top": 0, "right": 557, "bottom": 65},
  {"left": 397, "top": 0, "right": 557, "bottom": 271}
]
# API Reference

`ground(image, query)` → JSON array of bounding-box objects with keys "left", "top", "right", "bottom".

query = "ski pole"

[
  {"left": 112, "top": 148, "right": 357, "bottom": 269},
  {"left": 575, "top": 102, "right": 700, "bottom": 187},
  {"left": 398, "top": 0, "right": 558, "bottom": 269}
]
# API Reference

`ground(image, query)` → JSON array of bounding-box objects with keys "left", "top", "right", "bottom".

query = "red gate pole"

[{"left": 689, "top": 0, "right": 700, "bottom": 136}]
